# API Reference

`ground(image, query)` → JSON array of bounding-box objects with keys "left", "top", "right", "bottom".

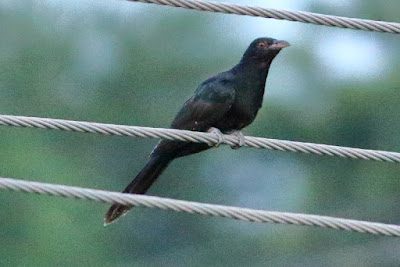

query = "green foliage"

[{"left": 1, "top": 0, "right": 400, "bottom": 265}]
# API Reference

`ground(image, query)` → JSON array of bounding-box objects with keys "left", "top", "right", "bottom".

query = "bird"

[{"left": 104, "top": 37, "right": 290, "bottom": 225}]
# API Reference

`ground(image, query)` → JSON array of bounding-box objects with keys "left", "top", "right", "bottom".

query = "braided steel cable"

[
  {"left": 127, "top": 0, "right": 400, "bottom": 34},
  {"left": 1, "top": 115, "right": 399, "bottom": 163},
  {"left": 0, "top": 177, "right": 399, "bottom": 236}
]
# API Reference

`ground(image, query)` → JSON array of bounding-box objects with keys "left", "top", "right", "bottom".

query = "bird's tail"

[{"left": 104, "top": 154, "right": 172, "bottom": 225}]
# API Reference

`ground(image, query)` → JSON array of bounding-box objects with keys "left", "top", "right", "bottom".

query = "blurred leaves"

[{"left": 1, "top": 0, "right": 400, "bottom": 265}]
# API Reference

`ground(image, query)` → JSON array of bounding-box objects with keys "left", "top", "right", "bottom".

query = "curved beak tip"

[{"left": 271, "top": 40, "right": 290, "bottom": 50}]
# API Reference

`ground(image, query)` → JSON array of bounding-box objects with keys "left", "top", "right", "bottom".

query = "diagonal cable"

[
  {"left": 0, "top": 114, "right": 399, "bottom": 163},
  {"left": 127, "top": 0, "right": 400, "bottom": 34},
  {"left": 0, "top": 177, "right": 399, "bottom": 236}
]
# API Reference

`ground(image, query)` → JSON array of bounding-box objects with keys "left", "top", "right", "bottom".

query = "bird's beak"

[{"left": 269, "top": 40, "right": 290, "bottom": 50}]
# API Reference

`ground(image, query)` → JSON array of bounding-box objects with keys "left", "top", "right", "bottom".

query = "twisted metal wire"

[
  {"left": 0, "top": 177, "right": 399, "bottom": 236},
  {"left": 1, "top": 115, "right": 400, "bottom": 163},
  {"left": 128, "top": 0, "right": 400, "bottom": 34}
]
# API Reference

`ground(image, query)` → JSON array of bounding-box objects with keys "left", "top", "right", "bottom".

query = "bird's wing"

[{"left": 170, "top": 75, "right": 235, "bottom": 131}]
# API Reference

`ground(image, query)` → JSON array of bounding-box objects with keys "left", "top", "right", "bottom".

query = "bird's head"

[{"left": 241, "top": 37, "right": 290, "bottom": 63}]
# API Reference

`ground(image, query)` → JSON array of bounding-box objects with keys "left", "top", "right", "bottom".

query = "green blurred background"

[{"left": 1, "top": 0, "right": 400, "bottom": 265}]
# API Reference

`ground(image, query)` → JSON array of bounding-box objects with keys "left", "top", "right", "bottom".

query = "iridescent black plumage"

[{"left": 105, "top": 37, "right": 289, "bottom": 224}]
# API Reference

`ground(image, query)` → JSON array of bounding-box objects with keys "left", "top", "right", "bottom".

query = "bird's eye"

[{"left": 257, "top": 43, "right": 266, "bottom": 49}]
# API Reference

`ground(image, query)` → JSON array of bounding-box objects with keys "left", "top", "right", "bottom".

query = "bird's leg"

[
  {"left": 207, "top": 127, "right": 225, "bottom": 147},
  {"left": 230, "top": 130, "right": 245, "bottom": 150}
]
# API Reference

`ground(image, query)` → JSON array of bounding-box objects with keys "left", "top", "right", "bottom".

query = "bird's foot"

[
  {"left": 208, "top": 127, "right": 225, "bottom": 147},
  {"left": 230, "top": 130, "right": 245, "bottom": 149}
]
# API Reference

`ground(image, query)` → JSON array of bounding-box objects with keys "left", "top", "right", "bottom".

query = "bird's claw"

[
  {"left": 230, "top": 131, "right": 245, "bottom": 149},
  {"left": 208, "top": 127, "right": 225, "bottom": 147}
]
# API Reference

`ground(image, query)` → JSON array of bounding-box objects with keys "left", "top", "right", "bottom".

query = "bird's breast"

[
  {"left": 215, "top": 100, "right": 260, "bottom": 132},
  {"left": 220, "top": 81, "right": 265, "bottom": 131}
]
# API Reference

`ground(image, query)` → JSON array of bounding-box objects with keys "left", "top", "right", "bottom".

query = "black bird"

[{"left": 105, "top": 37, "right": 290, "bottom": 225}]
